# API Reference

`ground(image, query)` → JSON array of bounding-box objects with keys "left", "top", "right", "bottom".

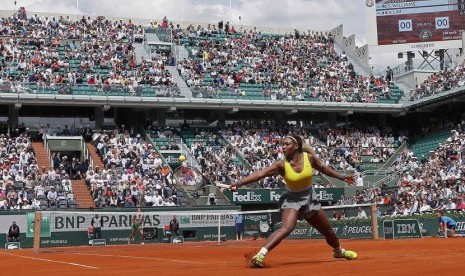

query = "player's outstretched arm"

[
  {"left": 306, "top": 147, "right": 356, "bottom": 186},
  {"left": 230, "top": 161, "right": 283, "bottom": 191}
]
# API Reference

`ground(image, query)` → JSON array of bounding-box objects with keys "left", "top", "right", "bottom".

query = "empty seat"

[
  {"left": 58, "top": 202, "right": 68, "bottom": 209},
  {"left": 68, "top": 200, "right": 78, "bottom": 209},
  {"left": 36, "top": 194, "right": 46, "bottom": 201}
]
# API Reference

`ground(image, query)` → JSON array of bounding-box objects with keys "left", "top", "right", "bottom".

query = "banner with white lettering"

[
  {"left": 36, "top": 211, "right": 236, "bottom": 233},
  {"left": 393, "top": 219, "right": 422, "bottom": 239},
  {"left": 287, "top": 222, "right": 374, "bottom": 239},
  {"left": 224, "top": 188, "right": 344, "bottom": 204}
]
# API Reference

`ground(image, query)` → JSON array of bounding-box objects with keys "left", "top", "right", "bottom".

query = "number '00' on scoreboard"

[{"left": 398, "top": 17, "right": 449, "bottom": 32}]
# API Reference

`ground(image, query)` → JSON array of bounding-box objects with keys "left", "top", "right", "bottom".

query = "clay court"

[{"left": 1, "top": 238, "right": 464, "bottom": 275}]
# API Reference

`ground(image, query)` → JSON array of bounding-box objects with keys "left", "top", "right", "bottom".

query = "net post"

[
  {"left": 33, "top": 211, "right": 42, "bottom": 254},
  {"left": 370, "top": 203, "right": 379, "bottom": 240}
]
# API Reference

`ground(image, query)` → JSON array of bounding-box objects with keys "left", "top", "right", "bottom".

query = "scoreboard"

[{"left": 366, "top": 0, "right": 465, "bottom": 53}]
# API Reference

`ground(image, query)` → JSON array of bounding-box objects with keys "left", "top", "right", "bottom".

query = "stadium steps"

[
  {"left": 85, "top": 143, "right": 105, "bottom": 169},
  {"left": 71, "top": 179, "right": 95, "bottom": 209},
  {"left": 175, "top": 44, "right": 189, "bottom": 60},
  {"left": 396, "top": 83, "right": 411, "bottom": 103},
  {"left": 145, "top": 33, "right": 160, "bottom": 44},
  {"left": 133, "top": 43, "right": 150, "bottom": 64},
  {"left": 166, "top": 65, "right": 192, "bottom": 97},
  {"left": 31, "top": 142, "right": 51, "bottom": 169}
]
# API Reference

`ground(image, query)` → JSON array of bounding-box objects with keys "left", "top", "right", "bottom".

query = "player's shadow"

[{"left": 277, "top": 259, "right": 335, "bottom": 267}]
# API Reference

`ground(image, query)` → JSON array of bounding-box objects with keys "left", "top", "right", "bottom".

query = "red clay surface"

[{"left": 1, "top": 238, "right": 464, "bottom": 276}]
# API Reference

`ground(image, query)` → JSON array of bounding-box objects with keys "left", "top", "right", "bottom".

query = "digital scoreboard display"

[{"left": 375, "top": 0, "right": 465, "bottom": 45}]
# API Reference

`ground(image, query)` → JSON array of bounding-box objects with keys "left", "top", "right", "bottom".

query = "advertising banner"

[
  {"left": 224, "top": 188, "right": 344, "bottom": 204},
  {"left": 393, "top": 219, "right": 422, "bottom": 239}
]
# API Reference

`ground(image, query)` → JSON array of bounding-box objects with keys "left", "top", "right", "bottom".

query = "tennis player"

[
  {"left": 436, "top": 210, "right": 457, "bottom": 238},
  {"left": 128, "top": 207, "right": 145, "bottom": 245},
  {"left": 230, "top": 134, "right": 358, "bottom": 268}
]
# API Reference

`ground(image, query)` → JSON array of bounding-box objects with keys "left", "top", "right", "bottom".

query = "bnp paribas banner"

[
  {"left": 30, "top": 211, "right": 236, "bottom": 233},
  {"left": 224, "top": 188, "right": 344, "bottom": 204},
  {"left": 1, "top": 210, "right": 238, "bottom": 248}
]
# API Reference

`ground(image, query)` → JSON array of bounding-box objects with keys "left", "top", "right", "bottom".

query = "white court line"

[
  {"left": 72, "top": 252, "right": 207, "bottom": 265},
  {"left": 0, "top": 251, "right": 99, "bottom": 269}
]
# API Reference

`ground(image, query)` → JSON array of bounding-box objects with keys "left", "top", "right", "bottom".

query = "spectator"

[
  {"left": 357, "top": 207, "right": 367, "bottom": 219},
  {"left": 8, "top": 221, "right": 20, "bottom": 242},
  {"left": 235, "top": 214, "right": 243, "bottom": 240},
  {"left": 165, "top": 197, "right": 176, "bottom": 206},
  {"left": 169, "top": 215, "right": 180, "bottom": 242},
  {"left": 90, "top": 214, "right": 103, "bottom": 239}
]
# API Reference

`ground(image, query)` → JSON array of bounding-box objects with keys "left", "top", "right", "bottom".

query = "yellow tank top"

[{"left": 283, "top": 152, "right": 313, "bottom": 191}]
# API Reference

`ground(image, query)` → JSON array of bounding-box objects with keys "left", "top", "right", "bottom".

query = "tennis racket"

[
  {"left": 173, "top": 164, "right": 213, "bottom": 191},
  {"left": 215, "top": 183, "right": 231, "bottom": 190}
]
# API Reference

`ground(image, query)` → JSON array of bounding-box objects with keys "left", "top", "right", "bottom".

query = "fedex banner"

[{"left": 224, "top": 188, "right": 344, "bottom": 204}]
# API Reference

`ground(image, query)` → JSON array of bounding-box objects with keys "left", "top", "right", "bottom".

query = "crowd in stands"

[
  {"left": 0, "top": 9, "right": 410, "bottom": 103},
  {"left": 150, "top": 125, "right": 240, "bottom": 198},
  {"left": 174, "top": 24, "right": 394, "bottom": 103},
  {"left": 7, "top": 8, "right": 465, "bottom": 105},
  {"left": 318, "top": 126, "right": 405, "bottom": 171},
  {"left": 385, "top": 122, "right": 465, "bottom": 215},
  {"left": 0, "top": 8, "right": 180, "bottom": 97},
  {"left": 0, "top": 127, "right": 78, "bottom": 210},
  {"left": 410, "top": 63, "right": 465, "bottom": 101},
  {"left": 1, "top": 119, "right": 465, "bottom": 216},
  {"left": 88, "top": 129, "right": 179, "bottom": 208},
  {"left": 330, "top": 122, "right": 465, "bottom": 216}
]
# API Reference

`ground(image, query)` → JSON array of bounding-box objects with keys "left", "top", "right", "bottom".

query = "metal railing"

[
  {"left": 0, "top": 81, "right": 182, "bottom": 98},
  {"left": 81, "top": 138, "right": 94, "bottom": 170},
  {"left": 180, "top": 142, "right": 201, "bottom": 169},
  {"left": 368, "top": 169, "right": 402, "bottom": 189},
  {"left": 362, "top": 169, "right": 391, "bottom": 177},
  {"left": 43, "top": 135, "right": 53, "bottom": 168}
]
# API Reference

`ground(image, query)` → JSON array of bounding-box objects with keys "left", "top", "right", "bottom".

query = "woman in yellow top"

[{"left": 230, "top": 134, "right": 358, "bottom": 268}]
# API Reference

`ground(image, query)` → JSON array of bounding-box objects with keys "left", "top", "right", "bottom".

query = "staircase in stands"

[
  {"left": 71, "top": 179, "right": 95, "bottom": 209},
  {"left": 70, "top": 143, "right": 106, "bottom": 209},
  {"left": 86, "top": 142, "right": 105, "bottom": 169},
  {"left": 31, "top": 142, "right": 50, "bottom": 170}
]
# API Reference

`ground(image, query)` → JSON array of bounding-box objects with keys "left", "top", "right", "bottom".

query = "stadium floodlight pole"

[
  {"left": 76, "top": 0, "right": 79, "bottom": 21},
  {"left": 229, "top": 0, "right": 232, "bottom": 23},
  {"left": 181, "top": 0, "right": 184, "bottom": 29}
]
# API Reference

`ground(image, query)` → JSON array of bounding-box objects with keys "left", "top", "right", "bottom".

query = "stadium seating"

[
  {"left": 176, "top": 29, "right": 403, "bottom": 103},
  {"left": 409, "top": 129, "right": 451, "bottom": 158},
  {"left": 411, "top": 66, "right": 465, "bottom": 101},
  {"left": 0, "top": 9, "right": 409, "bottom": 104}
]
